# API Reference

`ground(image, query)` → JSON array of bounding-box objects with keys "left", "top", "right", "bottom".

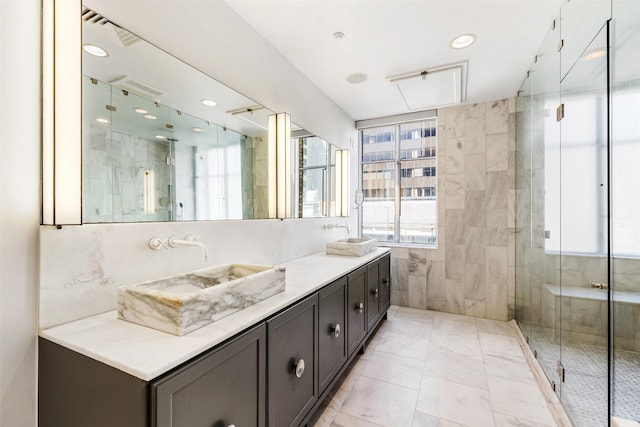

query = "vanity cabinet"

[
  {"left": 346, "top": 266, "right": 368, "bottom": 356},
  {"left": 267, "top": 294, "right": 319, "bottom": 427},
  {"left": 318, "top": 276, "right": 347, "bottom": 394},
  {"left": 151, "top": 324, "right": 266, "bottom": 427},
  {"left": 39, "top": 252, "right": 391, "bottom": 427}
]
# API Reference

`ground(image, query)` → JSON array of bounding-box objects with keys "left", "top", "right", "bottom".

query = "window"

[{"left": 360, "top": 119, "right": 438, "bottom": 245}]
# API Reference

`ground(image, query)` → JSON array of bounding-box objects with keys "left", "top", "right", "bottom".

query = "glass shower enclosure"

[{"left": 515, "top": 1, "right": 640, "bottom": 426}]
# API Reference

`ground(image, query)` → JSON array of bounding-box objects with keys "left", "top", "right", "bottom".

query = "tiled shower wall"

[{"left": 390, "top": 99, "right": 516, "bottom": 321}]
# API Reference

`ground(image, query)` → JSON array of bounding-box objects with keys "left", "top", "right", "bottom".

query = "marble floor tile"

[
  {"left": 412, "top": 411, "right": 465, "bottom": 427},
  {"left": 487, "top": 376, "right": 556, "bottom": 426},
  {"left": 313, "top": 308, "right": 560, "bottom": 427},
  {"left": 339, "top": 376, "right": 419, "bottom": 426},
  {"left": 478, "top": 332, "right": 524, "bottom": 359},
  {"left": 417, "top": 376, "right": 495, "bottom": 427},
  {"left": 379, "top": 315, "right": 433, "bottom": 340},
  {"left": 368, "top": 330, "right": 430, "bottom": 360},
  {"left": 331, "top": 411, "right": 386, "bottom": 427},
  {"left": 493, "top": 411, "right": 555, "bottom": 427},
  {"left": 429, "top": 332, "right": 484, "bottom": 360},
  {"left": 359, "top": 350, "right": 425, "bottom": 389},
  {"left": 423, "top": 348, "right": 488, "bottom": 390},
  {"left": 483, "top": 353, "right": 537, "bottom": 385},
  {"left": 477, "top": 318, "right": 515, "bottom": 337}
]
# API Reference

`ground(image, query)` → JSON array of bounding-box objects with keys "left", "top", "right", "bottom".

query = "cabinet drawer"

[
  {"left": 318, "top": 276, "right": 347, "bottom": 394},
  {"left": 151, "top": 324, "right": 266, "bottom": 427},
  {"left": 347, "top": 266, "right": 367, "bottom": 356},
  {"left": 268, "top": 294, "right": 319, "bottom": 427}
]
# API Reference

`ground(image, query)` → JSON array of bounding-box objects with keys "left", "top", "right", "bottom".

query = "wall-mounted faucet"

[
  {"left": 324, "top": 223, "right": 350, "bottom": 234},
  {"left": 149, "top": 234, "right": 209, "bottom": 261}
]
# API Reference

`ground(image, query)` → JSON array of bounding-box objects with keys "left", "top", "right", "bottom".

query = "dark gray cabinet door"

[
  {"left": 268, "top": 294, "right": 319, "bottom": 427},
  {"left": 151, "top": 324, "right": 266, "bottom": 427},
  {"left": 347, "top": 266, "right": 367, "bottom": 356},
  {"left": 318, "top": 276, "right": 347, "bottom": 394},
  {"left": 379, "top": 254, "right": 391, "bottom": 312},
  {"left": 366, "top": 260, "right": 381, "bottom": 330}
]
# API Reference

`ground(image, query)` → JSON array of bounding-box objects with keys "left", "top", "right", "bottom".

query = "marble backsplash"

[
  {"left": 390, "top": 99, "right": 517, "bottom": 321},
  {"left": 39, "top": 216, "right": 355, "bottom": 329}
]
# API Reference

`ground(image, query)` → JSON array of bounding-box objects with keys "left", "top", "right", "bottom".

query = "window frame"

[{"left": 358, "top": 118, "right": 438, "bottom": 247}]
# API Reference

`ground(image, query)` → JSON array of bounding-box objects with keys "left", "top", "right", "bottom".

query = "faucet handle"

[{"left": 149, "top": 237, "right": 169, "bottom": 250}]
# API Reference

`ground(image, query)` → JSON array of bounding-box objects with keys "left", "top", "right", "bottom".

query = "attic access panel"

[{"left": 391, "top": 64, "right": 465, "bottom": 111}]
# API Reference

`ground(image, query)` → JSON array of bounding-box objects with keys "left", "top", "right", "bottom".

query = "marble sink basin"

[
  {"left": 326, "top": 238, "right": 378, "bottom": 257},
  {"left": 117, "top": 264, "right": 286, "bottom": 336}
]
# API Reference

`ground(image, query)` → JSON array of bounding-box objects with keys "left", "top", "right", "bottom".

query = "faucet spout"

[{"left": 168, "top": 235, "right": 209, "bottom": 261}]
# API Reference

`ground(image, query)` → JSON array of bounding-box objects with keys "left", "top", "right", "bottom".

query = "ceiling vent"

[
  {"left": 82, "top": 6, "right": 141, "bottom": 48},
  {"left": 109, "top": 75, "right": 164, "bottom": 99},
  {"left": 387, "top": 62, "right": 468, "bottom": 110}
]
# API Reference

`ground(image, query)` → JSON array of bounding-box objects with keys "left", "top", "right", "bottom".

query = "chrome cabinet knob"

[
  {"left": 371, "top": 288, "right": 379, "bottom": 297},
  {"left": 355, "top": 302, "right": 364, "bottom": 313},
  {"left": 294, "top": 359, "right": 305, "bottom": 378},
  {"left": 332, "top": 323, "right": 341, "bottom": 338}
]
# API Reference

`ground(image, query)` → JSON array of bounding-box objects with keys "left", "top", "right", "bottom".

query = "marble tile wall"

[{"left": 390, "top": 99, "right": 516, "bottom": 321}]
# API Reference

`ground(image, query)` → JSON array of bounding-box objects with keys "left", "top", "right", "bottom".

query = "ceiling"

[{"left": 226, "top": 0, "right": 563, "bottom": 121}]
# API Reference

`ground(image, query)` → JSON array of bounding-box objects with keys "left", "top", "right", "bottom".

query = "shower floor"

[{"left": 523, "top": 323, "right": 640, "bottom": 427}]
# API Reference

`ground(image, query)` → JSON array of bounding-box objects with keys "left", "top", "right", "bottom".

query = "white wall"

[{"left": 0, "top": 1, "right": 41, "bottom": 425}]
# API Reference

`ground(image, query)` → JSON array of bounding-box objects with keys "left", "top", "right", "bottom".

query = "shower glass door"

[{"left": 558, "top": 23, "right": 610, "bottom": 426}]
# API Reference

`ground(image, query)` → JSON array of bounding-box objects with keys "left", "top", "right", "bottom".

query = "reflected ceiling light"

[
  {"left": 155, "top": 135, "right": 166, "bottom": 140},
  {"left": 192, "top": 127, "right": 203, "bottom": 132},
  {"left": 83, "top": 43, "right": 108, "bottom": 57},
  {"left": 201, "top": 99, "right": 217, "bottom": 107},
  {"left": 347, "top": 73, "right": 368, "bottom": 84},
  {"left": 134, "top": 108, "right": 148, "bottom": 114},
  {"left": 583, "top": 48, "right": 606, "bottom": 61},
  {"left": 450, "top": 33, "right": 476, "bottom": 49},
  {"left": 144, "top": 114, "right": 157, "bottom": 120},
  {"left": 96, "top": 118, "right": 109, "bottom": 124}
]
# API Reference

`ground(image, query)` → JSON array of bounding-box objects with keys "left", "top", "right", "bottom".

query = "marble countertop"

[{"left": 40, "top": 248, "right": 389, "bottom": 381}]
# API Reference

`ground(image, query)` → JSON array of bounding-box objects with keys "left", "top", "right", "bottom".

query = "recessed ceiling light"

[
  {"left": 83, "top": 44, "right": 108, "bottom": 57},
  {"left": 450, "top": 33, "right": 477, "bottom": 49},
  {"left": 155, "top": 135, "right": 166, "bottom": 140},
  {"left": 134, "top": 108, "right": 148, "bottom": 114},
  {"left": 583, "top": 48, "right": 606, "bottom": 61},
  {"left": 96, "top": 118, "right": 109, "bottom": 124},
  {"left": 192, "top": 127, "right": 203, "bottom": 132},
  {"left": 201, "top": 99, "right": 217, "bottom": 107},
  {"left": 333, "top": 31, "right": 345, "bottom": 40},
  {"left": 347, "top": 73, "right": 368, "bottom": 84},
  {"left": 144, "top": 114, "right": 157, "bottom": 120}
]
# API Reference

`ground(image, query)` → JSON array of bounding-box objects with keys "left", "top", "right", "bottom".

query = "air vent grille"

[{"left": 82, "top": 6, "right": 141, "bottom": 48}]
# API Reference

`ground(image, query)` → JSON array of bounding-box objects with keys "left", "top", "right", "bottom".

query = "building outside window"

[{"left": 360, "top": 118, "right": 437, "bottom": 245}]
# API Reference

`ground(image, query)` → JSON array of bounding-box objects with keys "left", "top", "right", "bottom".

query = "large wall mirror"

[{"left": 81, "top": 5, "right": 346, "bottom": 222}]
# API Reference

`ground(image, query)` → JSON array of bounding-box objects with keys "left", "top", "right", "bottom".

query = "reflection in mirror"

[
  {"left": 292, "top": 133, "right": 340, "bottom": 218},
  {"left": 81, "top": 5, "right": 274, "bottom": 222}
]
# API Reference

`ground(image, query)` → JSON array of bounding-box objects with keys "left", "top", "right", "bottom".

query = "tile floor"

[{"left": 311, "top": 306, "right": 559, "bottom": 427}]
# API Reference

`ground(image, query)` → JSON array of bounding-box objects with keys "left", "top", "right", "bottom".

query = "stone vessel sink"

[
  {"left": 326, "top": 238, "right": 378, "bottom": 257},
  {"left": 118, "top": 264, "right": 286, "bottom": 336}
]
